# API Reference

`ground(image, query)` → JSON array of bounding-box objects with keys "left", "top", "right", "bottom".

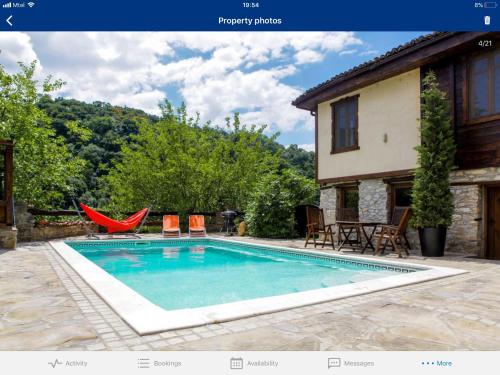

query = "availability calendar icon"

[{"left": 230, "top": 357, "right": 244, "bottom": 370}]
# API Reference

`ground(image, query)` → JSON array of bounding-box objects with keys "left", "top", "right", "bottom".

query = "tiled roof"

[{"left": 292, "top": 32, "right": 457, "bottom": 107}]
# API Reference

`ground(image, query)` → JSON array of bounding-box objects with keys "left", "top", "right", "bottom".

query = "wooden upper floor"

[
  {"left": 425, "top": 37, "right": 500, "bottom": 170},
  {"left": 293, "top": 32, "right": 500, "bottom": 184}
]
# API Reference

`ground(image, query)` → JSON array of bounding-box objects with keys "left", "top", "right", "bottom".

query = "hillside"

[{"left": 38, "top": 97, "right": 315, "bottom": 208}]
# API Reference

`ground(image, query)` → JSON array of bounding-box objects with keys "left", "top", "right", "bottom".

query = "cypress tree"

[{"left": 411, "top": 71, "right": 456, "bottom": 228}]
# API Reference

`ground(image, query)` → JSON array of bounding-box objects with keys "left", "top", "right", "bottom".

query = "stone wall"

[
  {"left": 15, "top": 203, "right": 96, "bottom": 242},
  {"left": 357, "top": 178, "right": 421, "bottom": 251},
  {"left": 31, "top": 223, "right": 95, "bottom": 241},
  {"left": 451, "top": 166, "right": 500, "bottom": 184},
  {"left": 0, "top": 227, "right": 17, "bottom": 249},
  {"left": 358, "top": 179, "right": 388, "bottom": 222},
  {"left": 320, "top": 187, "right": 336, "bottom": 225},
  {"left": 15, "top": 202, "right": 34, "bottom": 242},
  {"left": 447, "top": 184, "right": 481, "bottom": 255}
]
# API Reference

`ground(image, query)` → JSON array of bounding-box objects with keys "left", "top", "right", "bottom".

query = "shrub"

[
  {"left": 411, "top": 71, "right": 456, "bottom": 228},
  {"left": 245, "top": 169, "right": 317, "bottom": 238}
]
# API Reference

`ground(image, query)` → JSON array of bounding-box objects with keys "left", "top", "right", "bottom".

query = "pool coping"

[{"left": 49, "top": 237, "right": 468, "bottom": 335}]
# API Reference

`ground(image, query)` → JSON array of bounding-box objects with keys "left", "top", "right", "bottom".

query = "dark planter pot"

[{"left": 418, "top": 226, "right": 447, "bottom": 257}]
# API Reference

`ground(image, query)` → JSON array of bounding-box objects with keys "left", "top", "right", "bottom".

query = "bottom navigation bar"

[{"left": 0, "top": 351, "right": 496, "bottom": 375}]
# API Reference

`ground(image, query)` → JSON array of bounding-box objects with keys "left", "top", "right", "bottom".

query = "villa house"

[{"left": 292, "top": 32, "right": 500, "bottom": 259}]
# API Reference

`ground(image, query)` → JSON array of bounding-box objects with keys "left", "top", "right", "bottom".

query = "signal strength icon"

[
  {"left": 2, "top": 2, "right": 12, "bottom": 8},
  {"left": 28, "top": 1, "right": 34, "bottom": 7}
]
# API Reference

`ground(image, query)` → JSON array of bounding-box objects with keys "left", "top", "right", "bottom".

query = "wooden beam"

[{"left": 319, "top": 169, "right": 414, "bottom": 186}]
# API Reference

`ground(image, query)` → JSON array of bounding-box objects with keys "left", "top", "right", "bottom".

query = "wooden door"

[{"left": 487, "top": 187, "right": 500, "bottom": 260}]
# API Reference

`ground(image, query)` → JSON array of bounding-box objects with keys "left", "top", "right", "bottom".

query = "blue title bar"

[{"left": 0, "top": 0, "right": 498, "bottom": 31}]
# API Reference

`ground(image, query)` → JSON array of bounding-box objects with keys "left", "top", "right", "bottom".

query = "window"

[
  {"left": 336, "top": 186, "right": 359, "bottom": 221},
  {"left": 331, "top": 95, "right": 359, "bottom": 153},
  {"left": 393, "top": 185, "right": 412, "bottom": 208},
  {"left": 469, "top": 49, "right": 500, "bottom": 121},
  {"left": 388, "top": 182, "right": 412, "bottom": 224},
  {"left": 389, "top": 182, "right": 412, "bottom": 210}
]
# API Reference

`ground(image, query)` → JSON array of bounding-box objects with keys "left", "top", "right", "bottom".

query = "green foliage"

[
  {"left": 38, "top": 96, "right": 315, "bottom": 209},
  {"left": 281, "top": 144, "right": 315, "bottom": 179},
  {"left": 0, "top": 62, "right": 84, "bottom": 207},
  {"left": 38, "top": 95, "right": 156, "bottom": 207},
  {"left": 245, "top": 169, "right": 318, "bottom": 238},
  {"left": 65, "top": 120, "right": 92, "bottom": 142},
  {"left": 411, "top": 71, "right": 456, "bottom": 228},
  {"left": 106, "top": 102, "right": 281, "bottom": 214}
]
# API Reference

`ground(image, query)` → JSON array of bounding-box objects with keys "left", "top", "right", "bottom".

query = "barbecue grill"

[{"left": 220, "top": 210, "right": 238, "bottom": 236}]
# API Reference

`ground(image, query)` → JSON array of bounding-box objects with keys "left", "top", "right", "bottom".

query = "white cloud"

[
  {"left": 0, "top": 32, "right": 38, "bottom": 71},
  {"left": 298, "top": 143, "right": 315, "bottom": 152},
  {"left": 0, "top": 31, "right": 363, "bottom": 134},
  {"left": 339, "top": 49, "right": 357, "bottom": 56},
  {"left": 295, "top": 49, "right": 324, "bottom": 64}
]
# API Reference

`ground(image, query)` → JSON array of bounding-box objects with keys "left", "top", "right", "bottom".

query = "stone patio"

[{"left": 1, "top": 235, "right": 500, "bottom": 350}]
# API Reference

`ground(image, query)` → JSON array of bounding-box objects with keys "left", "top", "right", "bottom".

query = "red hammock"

[{"left": 80, "top": 203, "right": 149, "bottom": 234}]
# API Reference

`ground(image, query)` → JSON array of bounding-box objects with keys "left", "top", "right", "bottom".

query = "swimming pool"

[
  {"left": 68, "top": 239, "right": 414, "bottom": 310},
  {"left": 52, "top": 238, "right": 466, "bottom": 334}
]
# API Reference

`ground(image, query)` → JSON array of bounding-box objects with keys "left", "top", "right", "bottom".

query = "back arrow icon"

[{"left": 6, "top": 15, "right": 13, "bottom": 26}]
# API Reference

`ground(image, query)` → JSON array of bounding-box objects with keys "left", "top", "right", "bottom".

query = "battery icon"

[{"left": 484, "top": 2, "right": 498, "bottom": 8}]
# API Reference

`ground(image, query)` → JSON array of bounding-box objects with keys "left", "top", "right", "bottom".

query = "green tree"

[
  {"left": 281, "top": 144, "right": 315, "bottom": 179},
  {"left": 0, "top": 62, "right": 84, "bottom": 207},
  {"left": 411, "top": 71, "right": 456, "bottom": 228},
  {"left": 106, "top": 102, "right": 281, "bottom": 214},
  {"left": 245, "top": 169, "right": 318, "bottom": 238}
]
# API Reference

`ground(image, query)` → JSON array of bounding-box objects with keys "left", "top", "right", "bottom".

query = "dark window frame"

[
  {"left": 389, "top": 181, "right": 413, "bottom": 218},
  {"left": 336, "top": 184, "right": 359, "bottom": 221},
  {"left": 466, "top": 48, "right": 500, "bottom": 125},
  {"left": 330, "top": 95, "right": 360, "bottom": 154}
]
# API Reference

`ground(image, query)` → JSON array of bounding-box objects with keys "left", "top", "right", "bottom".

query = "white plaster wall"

[{"left": 317, "top": 69, "right": 421, "bottom": 181}]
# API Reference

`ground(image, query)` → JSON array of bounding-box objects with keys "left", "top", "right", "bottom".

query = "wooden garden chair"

[
  {"left": 304, "top": 206, "right": 335, "bottom": 249},
  {"left": 374, "top": 207, "right": 412, "bottom": 257},
  {"left": 389, "top": 207, "right": 412, "bottom": 250}
]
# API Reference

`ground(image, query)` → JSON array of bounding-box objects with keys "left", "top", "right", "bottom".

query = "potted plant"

[{"left": 411, "top": 71, "right": 456, "bottom": 257}]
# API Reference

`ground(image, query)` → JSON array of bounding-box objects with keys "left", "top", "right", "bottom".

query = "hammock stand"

[{"left": 72, "top": 200, "right": 151, "bottom": 239}]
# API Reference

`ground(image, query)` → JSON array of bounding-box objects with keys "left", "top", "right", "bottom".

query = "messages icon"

[{"left": 328, "top": 358, "right": 341, "bottom": 368}]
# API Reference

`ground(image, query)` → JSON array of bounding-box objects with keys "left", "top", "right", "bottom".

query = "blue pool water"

[{"left": 67, "top": 239, "right": 416, "bottom": 310}]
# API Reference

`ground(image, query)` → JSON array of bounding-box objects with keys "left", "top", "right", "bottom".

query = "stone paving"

[{"left": 1, "top": 235, "right": 500, "bottom": 350}]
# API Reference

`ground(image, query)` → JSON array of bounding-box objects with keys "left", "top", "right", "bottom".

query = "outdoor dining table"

[{"left": 336, "top": 221, "right": 381, "bottom": 253}]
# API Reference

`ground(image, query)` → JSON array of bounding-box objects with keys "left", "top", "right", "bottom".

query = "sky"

[{"left": 0, "top": 31, "right": 425, "bottom": 150}]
